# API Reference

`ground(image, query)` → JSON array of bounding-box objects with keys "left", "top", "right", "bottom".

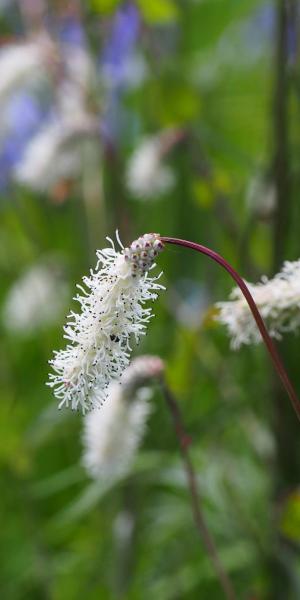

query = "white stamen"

[
  {"left": 47, "top": 233, "right": 165, "bottom": 411},
  {"left": 216, "top": 259, "right": 300, "bottom": 349}
]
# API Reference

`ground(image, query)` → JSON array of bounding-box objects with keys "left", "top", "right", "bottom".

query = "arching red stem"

[{"left": 161, "top": 236, "right": 300, "bottom": 423}]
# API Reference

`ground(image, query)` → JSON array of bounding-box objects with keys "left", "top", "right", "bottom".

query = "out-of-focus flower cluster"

[
  {"left": 2, "top": 257, "right": 69, "bottom": 335},
  {"left": 126, "top": 129, "right": 180, "bottom": 200},
  {"left": 48, "top": 233, "right": 165, "bottom": 412},
  {"left": 0, "top": 3, "right": 178, "bottom": 201},
  {"left": 82, "top": 355, "right": 164, "bottom": 481},
  {"left": 216, "top": 259, "right": 300, "bottom": 349},
  {"left": 0, "top": 14, "right": 98, "bottom": 196}
]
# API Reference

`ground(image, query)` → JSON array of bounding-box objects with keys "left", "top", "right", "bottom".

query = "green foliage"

[
  {"left": 137, "top": 0, "right": 179, "bottom": 24},
  {"left": 1, "top": 1, "right": 300, "bottom": 598},
  {"left": 90, "top": 0, "right": 121, "bottom": 15}
]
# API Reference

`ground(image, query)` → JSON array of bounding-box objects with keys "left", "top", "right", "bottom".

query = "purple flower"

[
  {"left": 101, "top": 3, "right": 141, "bottom": 145},
  {"left": 102, "top": 2, "right": 140, "bottom": 88},
  {"left": 248, "top": 3, "right": 297, "bottom": 65},
  {"left": 8, "top": 92, "right": 45, "bottom": 136},
  {"left": 287, "top": 20, "right": 297, "bottom": 65},
  {"left": 0, "top": 91, "right": 46, "bottom": 189},
  {"left": 246, "top": 3, "right": 275, "bottom": 51},
  {"left": 57, "top": 16, "right": 86, "bottom": 48}
]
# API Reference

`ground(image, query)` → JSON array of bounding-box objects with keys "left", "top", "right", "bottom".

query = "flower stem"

[
  {"left": 160, "top": 378, "right": 237, "bottom": 600},
  {"left": 160, "top": 236, "right": 300, "bottom": 423}
]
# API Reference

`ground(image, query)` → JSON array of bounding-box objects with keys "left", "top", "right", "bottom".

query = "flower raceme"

[
  {"left": 47, "top": 233, "right": 164, "bottom": 412},
  {"left": 126, "top": 131, "right": 176, "bottom": 200},
  {"left": 82, "top": 355, "right": 165, "bottom": 480},
  {"left": 3, "top": 258, "right": 68, "bottom": 335},
  {"left": 159, "top": 236, "right": 300, "bottom": 423},
  {"left": 48, "top": 232, "right": 300, "bottom": 423},
  {"left": 82, "top": 385, "right": 150, "bottom": 481},
  {"left": 216, "top": 259, "right": 300, "bottom": 349}
]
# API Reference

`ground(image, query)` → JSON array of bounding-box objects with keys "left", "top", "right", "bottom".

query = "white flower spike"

[
  {"left": 3, "top": 259, "right": 68, "bottom": 334},
  {"left": 126, "top": 131, "right": 176, "bottom": 200},
  {"left": 0, "top": 33, "right": 56, "bottom": 103},
  {"left": 47, "top": 233, "right": 164, "bottom": 412},
  {"left": 82, "top": 355, "right": 164, "bottom": 480},
  {"left": 216, "top": 259, "right": 300, "bottom": 349}
]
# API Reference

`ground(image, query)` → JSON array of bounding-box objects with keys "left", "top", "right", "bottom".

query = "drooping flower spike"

[
  {"left": 47, "top": 233, "right": 164, "bottom": 412},
  {"left": 160, "top": 236, "right": 300, "bottom": 423},
  {"left": 82, "top": 355, "right": 164, "bottom": 481},
  {"left": 216, "top": 259, "right": 300, "bottom": 349},
  {"left": 48, "top": 232, "right": 300, "bottom": 423}
]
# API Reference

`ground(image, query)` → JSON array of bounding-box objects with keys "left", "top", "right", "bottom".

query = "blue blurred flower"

[
  {"left": 250, "top": 3, "right": 297, "bottom": 65},
  {"left": 57, "top": 15, "right": 86, "bottom": 48},
  {"left": 287, "top": 20, "right": 297, "bottom": 65},
  {"left": 101, "top": 2, "right": 144, "bottom": 145},
  {"left": 101, "top": 2, "right": 140, "bottom": 89},
  {"left": 0, "top": 91, "right": 46, "bottom": 189},
  {"left": 245, "top": 3, "right": 275, "bottom": 57},
  {"left": 252, "top": 3, "right": 275, "bottom": 37}
]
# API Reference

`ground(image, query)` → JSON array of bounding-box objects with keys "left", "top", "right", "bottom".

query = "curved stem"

[
  {"left": 160, "top": 378, "right": 237, "bottom": 600},
  {"left": 160, "top": 236, "right": 300, "bottom": 423}
]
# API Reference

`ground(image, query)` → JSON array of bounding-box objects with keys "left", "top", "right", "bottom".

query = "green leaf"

[
  {"left": 52, "top": 479, "right": 115, "bottom": 526},
  {"left": 31, "top": 466, "right": 85, "bottom": 498},
  {"left": 137, "top": 0, "right": 178, "bottom": 24},
  {"left": 89, "top": 0, "right": 120, "bottom": 15},
  {"left": 280, "top": 491, "right": 300, "bottom": 543},
  {"left": 192, "top": 179, "right": 215, "bottom": 209}
]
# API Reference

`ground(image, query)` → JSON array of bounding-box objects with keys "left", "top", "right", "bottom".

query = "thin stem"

[
  {"left": 160, "top": 378, "right": 237, "bottom": 600},
  {"left": 160, "top": 236, "right": 300, "bottom": 423},
  {"left": 269, "top": 2, "right": 299, "bottom": 596},
  {"left": 273, "top": 0, "right": 290, "bottom": 273}
]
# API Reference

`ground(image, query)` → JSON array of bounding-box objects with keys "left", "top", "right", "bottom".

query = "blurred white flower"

[
  {"left": 82, "top": 385, "right": 150, "bottom": 481},
  {"left": 0, "top": 34, "right": 56, "bottom": 102},
  {"left": 113, "top": 510, "right": 134, "bottom": 546},
  {"left": 126, "top": 130, "right": 178, "bottom": 199},
  {"left": 168, "top": 279, "right": 211, "bottom": 330},
  {"left": 241, "top": 412, "right": 275, "bottom": 460},
  {"left": 121, "top": 354, "right": 165, "bottom": 395},
  {"left": 192, "top": 7, "right": 274, "bottom": 88},
  {"left": 3, "top": 259, "right": 68, "bottom": 334},
  {"left": 102, "top": 52, "right": 147, "bottom": 91},
  {"left": 82, "top": 355, "right": 164, "bottom": 480},
  {"left": 63, "top": 44, "right": 96, "bottom": 94},
  {"left": 14, "top": 117, "right": 94, "bottom": 192},
  {"left": 14, "top": 41, "right": 99, "bottom": 193},
  {"left": 48, "top": 233, "right": 165, "bottom": 412},
  {"left": 216, "top": 259, "right": 300, "bottom": 349},
  {"left": 246, "top": 173, "right": 276, "bottom": 220},
  {"left": 14, "top": 78, "right": 98, "bottom": 192}
]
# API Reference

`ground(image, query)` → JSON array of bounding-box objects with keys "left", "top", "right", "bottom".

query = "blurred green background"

[{"left": 1, "top": 0, "right": 300, "bottom": 598}]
